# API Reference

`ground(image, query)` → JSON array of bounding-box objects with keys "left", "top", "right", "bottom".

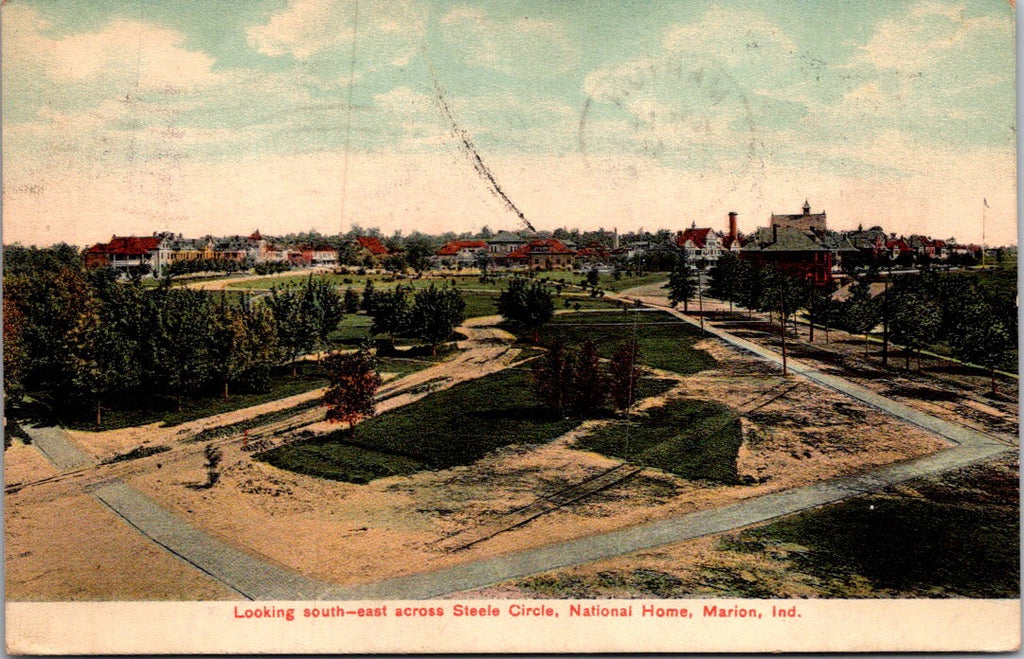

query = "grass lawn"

[
  {"left": 723, "top": 461, "right": 1019, "bottom": 597},
  {"left": 536, "top": 310, "right": 717, "bottom": 375},
  {"left": 574, "top": 399, "right": 741, "bottom": 482},
  {"left": 257, "top": 368, "right": 676, "bottom": 483}
]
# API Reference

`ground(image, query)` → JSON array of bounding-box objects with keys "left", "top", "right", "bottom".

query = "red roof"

[
  {"left": 355, "top": 236, "right": 389, "bottom": 255},
  {"left": 507, "top": 239, "right": 575, "bottom": 259},
  {"left": 249, "top": 229, "right": 263, "bottom": 241},
  {"left": 435, "top": 240, "right": 487, "bottom": 256},
  {"left": 885, "top": 239, "right": 913, "bottom": 253},
  {"left": 676, "top": 227, "right": 712, "bottom": 249},
  {"left": 85, "top": 236, "right": 163, "bottom": 256}
]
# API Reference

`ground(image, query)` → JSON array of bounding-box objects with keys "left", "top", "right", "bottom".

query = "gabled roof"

[
  {"left": 354, "top": 236, "right": 389, "bottom": 255},
  {"left": 488, "top": 231, "right": 525, "bottom": 244},
  {"left": 676, "top": 227, "right": 713, "bottom": 249},
  {"left": 746, "top": 227, "right": 827, "bottom": 253},
  {"left": 436, "top": 240, "right": 487, "bottom": 256},
  {"left": 85, "top": 236, "right": 164, "bottom": 256}
]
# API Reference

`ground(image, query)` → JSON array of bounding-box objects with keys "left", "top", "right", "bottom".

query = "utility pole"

[
  {"left": 779, "top": 285, "right": 788, "bottom": 375},
  {"left": 881, "top": 274, "right": 889, "bottom": 367},
  {"left": 697, "top": 269, "right": 705, "bottom": 336}
]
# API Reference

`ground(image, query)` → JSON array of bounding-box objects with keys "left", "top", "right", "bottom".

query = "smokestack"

[
  {"left": 613, "top": 227, "right": 619, "bottom": 249},
  {"left": 728, "top": 212, "right": 737, "bottom": 241}
]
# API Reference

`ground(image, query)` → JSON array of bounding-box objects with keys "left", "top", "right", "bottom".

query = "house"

[
  {"left": 506, "top": 238, "right": 577, "bottom": 270},
  {"left": 740, "top": 226, "right": 834, "bottom": 286},
  {"left": 675, "top": 222, "right": 724, "bottom": 264},
  {"left": 487, "top": 231, "right": 526, "bottom": 255},
  {"left": 432, "top": 240, "right": 487, "bottom": 268},
  {"left": 83, "top": 235, "right": 172, "bottom": 276},
  {"left": 298, "top": 244, "right": 338, "bottom": 267},
  {"left": 771, "top": 200, "right": 827, "bottom": 232},
  {"left": 164, "top": 235, "right": 214, "bottom": 264}
]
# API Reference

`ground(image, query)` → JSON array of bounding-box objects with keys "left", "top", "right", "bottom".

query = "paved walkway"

[{"left": 19, "top": 291, "right": 1014, "bottom": 600}]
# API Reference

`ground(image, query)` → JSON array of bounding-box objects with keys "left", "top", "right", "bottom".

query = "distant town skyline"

[{"left": 2, "top": 1, "right": 1016, "bottom": 248}]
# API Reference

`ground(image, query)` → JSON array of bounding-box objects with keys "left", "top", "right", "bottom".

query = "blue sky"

[{"left": 2, "top": 0, "right": 1016, "bottom": 246}]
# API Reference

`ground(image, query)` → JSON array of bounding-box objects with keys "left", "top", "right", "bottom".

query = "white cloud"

[
  {"left": 439, "top": 6, "right": 578, "bottom": 75},
  {"left": 4, "top": 9, "right": 219, "bottom": 92},
  {"left": 247, "top": 0, "right": 424, "bottom": 62}
]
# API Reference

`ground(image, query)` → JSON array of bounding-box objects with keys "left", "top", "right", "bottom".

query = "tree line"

[
  {"left": 3, "top": 252, "right": 469, "bottom": 423},
  {"left": 695, "top": 253, "right": 1017, "bottom": 390}
]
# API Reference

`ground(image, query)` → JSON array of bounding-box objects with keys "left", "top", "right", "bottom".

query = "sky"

[{"left": 2, "top": 0, "right": 1017, "bottom": 247}]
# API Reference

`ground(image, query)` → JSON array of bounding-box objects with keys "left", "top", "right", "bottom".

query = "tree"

[
  {"left": 608, "top": 340, "right": 643, "bottom": 411},
  {"left": 532, "top": 341, "right": 574, "bottom": 414},
  {"left": 949, "top": 298, "right": 1016, "bottom": 395},
  {"left": 497, "top": 278, "right": 554, "bottom": 342},
  {"left": 806, "top": 281, "right": 839, "bottom": 342},
  {"left": 707, "top": 252, "right": 742, "bottom": 312},
  {"left": 360, "top": 279, "right": 376, "bottom": 312},
  {"left": 664, "top": 256, "right": 697, "bottom": 311},
  {"left": 836, "top": 278, "right": 879, "bottom": 355},
  {"left": 299, "top": 277, "right": 344, "bottom": 360},
  {"left": 343, "top": 287, "right": 360, "bottom": 314},
  {"left": 888, "top": 279, "right": 942, "bottom": 370},
  {"left": 150, "top": 288, "right": 218, "bottom": 410},
  {"left": 368, "top": 289, "right": 410, "bottom": 345},
  {"left": 265, "top": 286, "right": 315, "bottom": 374},
  {"left": 322, "top": 350, "right": 383, "bottom": 431},
  {"left": 586, "top": 267, "right": 600, "bottom": 287},
  {"left": 570, "top": 340, "right": 606, "bottom": 413},
  {"left": 408, "top": 285, "right": 466, "bottom": 353}
]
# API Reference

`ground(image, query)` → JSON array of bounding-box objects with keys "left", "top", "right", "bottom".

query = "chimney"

[
  {"left": 728, "top": 212, "right": 738, "bottom": 241},
  {"left": 773, "top": 224, "right": 778, "bottom": 243}
]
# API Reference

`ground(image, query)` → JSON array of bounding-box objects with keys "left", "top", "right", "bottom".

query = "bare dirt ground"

[
  {"left": 459, "top": 452, "right": 1019, "bottom": 600},
  {"left": 626, "top": 286, "right": 1018, "bottom": 442},
  {"left": 5, "top": 307, "right": 956, "bottom": 599},
  {"left": 4, "top": 442, "right": 237, "bottom": 600},
  {"left": 73, "top": 333, "right": 945, "bottom": 593}
]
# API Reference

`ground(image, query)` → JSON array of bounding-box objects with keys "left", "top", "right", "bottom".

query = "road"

[{"left": 16, "top": 282, "right": 1015, "bottom": 600}]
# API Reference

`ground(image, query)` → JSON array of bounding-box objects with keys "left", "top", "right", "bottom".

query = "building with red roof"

[
  {"left": 675, "top": 222, "right": 724, "bottom": 264},
  {"left": 432, "top": 240, "right": 487, "bottom": 268},
  {"left": 84, "top": 235, "right": 172, "bottom": 276},
  {"left": 354, "top": 236, "right": 390, "bottom": 256},
  {"left": 505, "top": 238, "right": 576, "bottom": 270}
]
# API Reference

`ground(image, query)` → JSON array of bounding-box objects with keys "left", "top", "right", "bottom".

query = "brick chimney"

[{"left": 728, "top": 212, "right": 738, "bottom": 241}]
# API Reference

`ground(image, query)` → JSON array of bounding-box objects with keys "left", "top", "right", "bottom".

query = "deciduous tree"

[{"left": 322, "top": 350, "right": 383, "bottom": 431}]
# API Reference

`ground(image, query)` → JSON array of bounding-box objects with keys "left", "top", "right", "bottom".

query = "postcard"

[{"left": 3, "top": 0, "right": 1019, "bottom": 654}]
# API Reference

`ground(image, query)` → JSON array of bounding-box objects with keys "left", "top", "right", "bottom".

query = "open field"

[
  {"left": 575, "top": 399, "right": 741, "bottom": 482},
  {"left": 535, "top": 310, "right": 717, "bottom": 375},
  {"left": 258, "top": 367, "right": 677, "bottom": 483},
  {"left": 475, "top": 453, "right": 1018, "bottom": 599}
]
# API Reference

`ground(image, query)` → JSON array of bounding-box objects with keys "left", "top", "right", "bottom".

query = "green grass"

[
  {"left": 100, "top": 444, "right": 170, "bottom": 464},
  {"left": 258, "top": 368, "right": 676, "bottom": 484},
  {"left": 537, "top": 310, "right": 717, "bottom": 375},
  {"left": 725, "top": 490, "right": 1019, "bottom": 598},
  {"left": 601, "top": 272, "right": 670, "bottom": 292},
  {"left": 574, "top": 398, "right": 741, "bottom": 482}
]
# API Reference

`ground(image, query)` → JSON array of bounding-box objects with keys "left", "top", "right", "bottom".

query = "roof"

[
  {"left": 355, "top": 236, "right": 390, "bottom": 255},
  {"left": 507, "top": 238, "right": 575, "bottom": 259},
  {"left": 436, "top": 240, "right": 487, "bottom": 256},
  {"left": 85, "top": 236, "right": 164, "bottom": 256},
  {"left": 488, "top": 231, "right": 525, "bottom": 244},
  {"left": 746, "top": 227, "right": 827, "bottom": 253},
  {"left": 675, "top": 227, "right": 713, "bottom": 249},
  {"left": 249, "top": 229, "right": 263, "bottom": 240}
]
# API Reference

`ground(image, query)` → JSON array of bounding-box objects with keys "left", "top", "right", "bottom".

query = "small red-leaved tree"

[{"left": 322, "top": 349, "right": 383, "bottom": 432}]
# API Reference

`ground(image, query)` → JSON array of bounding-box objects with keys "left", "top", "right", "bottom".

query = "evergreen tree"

[
  {"left": 664, "top": 256, "right": 697, "bottom": 311},
  {"left": 532, "top": 341, "right": 574, "bottom": 414},
  {"left": 343, "top": 287, "right": 360, "bottom": 314},
  {"left": 570, "top": 340, "right": 606, "bottom": 413}
]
